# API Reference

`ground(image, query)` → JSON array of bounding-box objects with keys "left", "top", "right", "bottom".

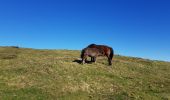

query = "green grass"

[{"left": 0, "top": 47, "right": 170, "bottom": 100}]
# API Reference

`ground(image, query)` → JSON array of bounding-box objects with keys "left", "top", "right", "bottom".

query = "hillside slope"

[{"left": 0, "top": 47, "right": 170, "bottom": 100}]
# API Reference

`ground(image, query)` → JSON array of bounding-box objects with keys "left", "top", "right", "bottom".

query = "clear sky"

[{"left": 0, "top": 0, "right": 170, "bottom": 61}]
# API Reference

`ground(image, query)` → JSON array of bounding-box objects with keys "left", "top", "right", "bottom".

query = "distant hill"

[{"left": 0, "top": 47, "right": 170, "bottom": 100}]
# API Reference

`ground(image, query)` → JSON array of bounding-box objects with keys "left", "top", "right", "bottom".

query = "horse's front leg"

[
  {"left": 85, "top": 58, "right": 88, "bottom": 63},
  {"left": 82, "top": 58, "right": 85, "bottom": 65},
  {"left": 82, "top": 56, "right": 87, "bottom": 65},
  {"left": 94, "top": 57, "right": 97, "bottom": 63}
]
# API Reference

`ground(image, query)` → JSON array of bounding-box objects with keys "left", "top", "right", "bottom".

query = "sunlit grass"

[{"left": 0, "top": 47, "right": 170, "bottom": 100}]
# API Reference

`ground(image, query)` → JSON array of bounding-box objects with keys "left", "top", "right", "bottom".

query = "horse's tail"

[{"left": 110, "top": 47, "right": 114, "bottom": 60}]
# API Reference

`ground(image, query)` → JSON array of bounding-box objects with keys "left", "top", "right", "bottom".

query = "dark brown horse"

[
  {"left": 81, "top": 47, "right": 104, "bottom": 64},
  {"left": 81, "top": 44, "right": 114, "bottom": 65}
]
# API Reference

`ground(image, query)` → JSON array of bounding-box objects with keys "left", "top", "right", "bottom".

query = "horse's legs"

[
  {"left": 108, "top": 57, "right": 112, "bottom": 65},
  {"left": 82, "top": 58, "right": 85, "bottom": 64},
  {"left": 85, "top": 58, "right": 88, "bottom": 63},
  {"left": 91, "top": 57, "right": 93, "bottom": 62},
  {"left": 106, "top": 55, "right": 112, "bottom": 65},
  {"left": 94, "top": 57, "right": 97, "bottom": 63},
  {"left": 92, "top": 57, "right": 95, "bottom": 62},
  {"left": 82, "top": 56, "right": 87, "bottom": 65}
]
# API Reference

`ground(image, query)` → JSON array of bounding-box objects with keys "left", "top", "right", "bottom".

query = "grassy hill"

[{"left": 0, "top": 47, "right": 170, "bottom": 100}]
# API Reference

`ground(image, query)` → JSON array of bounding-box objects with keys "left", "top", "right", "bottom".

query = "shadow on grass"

[{"left": 73, "top": 60, "right": 93, "bottom": 64}]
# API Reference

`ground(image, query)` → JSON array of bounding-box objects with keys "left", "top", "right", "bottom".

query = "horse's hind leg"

[
  {"left": 109, "top": 60, "right": 112, "bottom": 65},
  {"left": 108, "top": 57, "right": 112, "bottom": 65},
  {"left": 91, "top": 57, "right": 96, "bottom": 62}
]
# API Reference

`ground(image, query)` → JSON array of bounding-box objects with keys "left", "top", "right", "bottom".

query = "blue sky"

[{"left": 0, "top": 0, "right": 170, "bottom": 61}]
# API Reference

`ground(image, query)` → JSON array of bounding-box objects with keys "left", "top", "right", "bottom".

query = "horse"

[
  {"left": 87, "top": 44, "right": 114, "bottom": 65},
  {"left": 81, "top": 47, "right": 104, "bottom": 64},
  {"left": 81, "top": 44, "right": 114, "bottom": 65}
]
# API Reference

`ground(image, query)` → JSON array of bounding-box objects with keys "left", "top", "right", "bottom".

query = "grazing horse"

[
  {"left": 81, "top": 47, "right": 104, "bottom": 64},
  {"left": 81, "top": 44, "right": 114, "bottom": 65}
]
